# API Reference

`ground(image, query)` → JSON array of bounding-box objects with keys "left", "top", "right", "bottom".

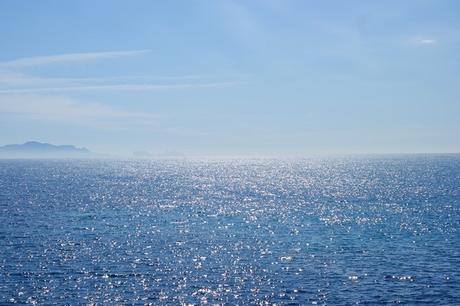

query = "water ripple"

[{"left": 0, "top": 156, "right": 459, "bottom": 304}]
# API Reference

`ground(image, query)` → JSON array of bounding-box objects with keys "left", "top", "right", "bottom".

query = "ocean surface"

[{"left": 1, "top": 156, "right": 459, "bottom": 305}]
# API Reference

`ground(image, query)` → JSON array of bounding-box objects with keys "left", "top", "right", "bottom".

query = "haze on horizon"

[{"left": 1, "top": 0, "right": 459, "bottom": 157}]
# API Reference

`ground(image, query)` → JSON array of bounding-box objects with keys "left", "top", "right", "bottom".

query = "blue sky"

[{"left": 0, "top": 0, "right": 459, "bottom": 156}]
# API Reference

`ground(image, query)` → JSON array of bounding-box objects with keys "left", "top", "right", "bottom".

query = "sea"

[{"left": 1, "top": 156, "right": 459, "bottom": 305}]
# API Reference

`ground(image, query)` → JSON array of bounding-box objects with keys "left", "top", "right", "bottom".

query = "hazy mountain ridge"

[{"left": 0, "top": 141, "right": 94, "bottom": 158}]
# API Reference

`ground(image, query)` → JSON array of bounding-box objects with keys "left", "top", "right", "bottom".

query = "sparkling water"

[{"left": 1, "top": 156, "right": 459, "bottom": 304}]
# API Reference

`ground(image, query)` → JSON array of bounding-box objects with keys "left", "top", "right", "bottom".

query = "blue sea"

[{"left": 1, "top": 156, "right": 459, "bottom": 305}]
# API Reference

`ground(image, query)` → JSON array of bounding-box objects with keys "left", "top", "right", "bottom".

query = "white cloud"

[
  {"left": 0, "top": 50, "right": 238, "bottom": 94},
  {"left": 0, "top": 82, "right": 234, "bottom": 94},
  {"left": 411, "top": 37, "right": 437, "bottom": 46},
  {"left": 0, "top": 94, "right": 156, "bottom": 127},
  {"left": 0, "top": 72, "right": 246, "bottom": 88},
  {"left": 0, "top": 72, "right": 113, "bottom": 87},
  {"left": 0, "top": 50, "right": 150, "bottom": 68}
]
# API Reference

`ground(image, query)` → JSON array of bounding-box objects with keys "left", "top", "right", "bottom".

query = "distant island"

[
  {"left": 0, "top": 141, "right": 94, "bottom": 158},
  {"left": 132, "top": 150, "right": 152, "bottom": 158}
]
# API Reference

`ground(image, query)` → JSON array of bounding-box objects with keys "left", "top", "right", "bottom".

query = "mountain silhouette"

[{"left": 0, "top": 141, "right": 94, "bottom": 158}]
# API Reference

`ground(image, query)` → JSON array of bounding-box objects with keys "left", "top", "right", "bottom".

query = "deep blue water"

[{"left": 1, "top": 156, "right": 459, "bottom": 305}]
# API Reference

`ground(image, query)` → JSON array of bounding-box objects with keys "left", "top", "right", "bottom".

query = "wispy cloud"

[
  {"left": 0, "top": 94, "right": 156, "bottom": 127},
  {"left": 0, "top": 82, "right": 234, "bottom": 94},
  {"left": 0, "top": 72, "right": 127, "bottom": 87},
  {"left": 0, "top": 50, "right": 150, "bottom": 68},
  {"left": 0, "top": 50, "right": 239, "bottom": 94},
  {"left": 411, "top": 37, "right": 437, "bottom": 46},
  {"left": 0, "top": 72, "right": 248, "bottom": 88}
]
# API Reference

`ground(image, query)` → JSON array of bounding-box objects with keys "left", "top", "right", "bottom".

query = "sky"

[{"left": 0, "top": 0, "right": 459, "bottom": 157}]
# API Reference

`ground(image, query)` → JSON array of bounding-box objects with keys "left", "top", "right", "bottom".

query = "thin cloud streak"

[
  {"left": 0, "top": 50, "right": 150, "bottom": 68},
  {"left": 0, "top": 82, "right": 235, "bottom": 94},
  {"left": 411, "top": 37, "right": 437, "bottom": 45},
  {"left": 0, "top": 94, "right": 157, "bottom": 127},
  {"left": 0, "top": 73, "right": 249, "bottom": 87},
  {"left": 0, "top": 73, "right": 138, "bottom": 87}
]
